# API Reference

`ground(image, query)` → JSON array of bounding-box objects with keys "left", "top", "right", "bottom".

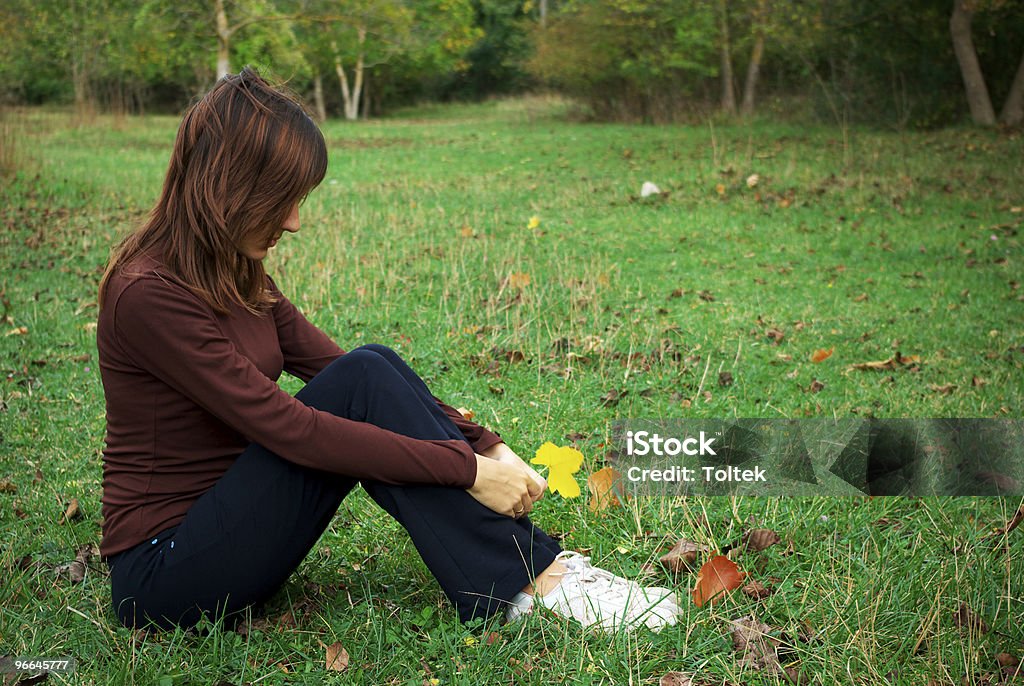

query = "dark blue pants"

[{"left": 107, "top": 344, "right": 562, "bottom": 631}]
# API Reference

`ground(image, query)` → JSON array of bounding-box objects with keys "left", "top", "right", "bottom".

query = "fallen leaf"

[
  {"left": 692, "top": 555, "right": 745, "bottom": 607},
  {"left": 849, "top": 352, "right": 921, "bottom": 371},
  {"left": 599, "top": 388, "right": 627, "bottom": 407},
  {"left": 746, "top": 174, "right": 760, "bottom": 188},
  {"left": 983, "top": 505, "right": 1024, "bottom": 542},
  {"left": 658, "top": 673, "right": 726, "bottom": 686},
  {"left": 727, "top": 615, "right": 784, "bottom": 673},
  {"left": 996, "top": 653, "right": 1023, "bottom": 679},
  {"left": 928, "top": 383, "right": 956, "bottom": 395},
  {"left": 63, "top": 498, "right": 82, "bottom": 522},
  {"left": 808, "top": 379, "right": 825, "bottom": 393},
  {"left": 6, "top": 326, "right": 28, "bottom": 336},
  {"left": 953, "top": 602, "right": 989, "bottom": 635},
  {"left": 810, "top": 348, "right": 834, "bottom": 363},
  {"left": 55, "top": 542, "right": 99, "bottom": 583},
  {"left": 587, "top": 466, "right": 626, "bottom": 513},
  {"left": 531, "top": 443, "right": 583, "bottom": 498},
  {"left": 718, "top": 371, "right": 734, "bottom": 387},
  {"left": 715, "top": 183, "right": 726, "bottom": 196},
  {"left": 459, "top": 224, "right": 474, "bottom": 238},
  {"left": 743, "top": 529, "right": 782, "bottom": 552},
  {"left": 742, "top": 580, "right": 774, "bottom": 600},
  {"left": 765, "top": 328, "right": 785, "bottom": 344},
  {"left": 0, "top": 478, "right": 16, "bottom": 493},
  {"left": 455, "top": 407, "right": 474, "bottom": 421},
  {"left": 325, "top": 641, "right": 349, "bottom": 672},
  {"left": 660, "top": 539, "right": 709, "bottom": 572},
  {"left": 971, "top": 376, "right": 988, "bottom": 387},
  {"left": 508, "top": 272, "right": 531, "bottom": 289},
  {"left": 975, "top": 471, "right": 1020, "bottom": 493},
  {"left": 698, "top": 290, "right": 715, "bottom": 302}
]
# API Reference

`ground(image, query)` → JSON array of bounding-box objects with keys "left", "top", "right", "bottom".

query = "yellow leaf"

[
  {"left": 531, "top": 442, "right": 583, "bottom": 498},
  {"left": 527, "top": 215, "right": 540, "bottom": 230},
  {"left": 509, "top": 272, "right": 531, "bottom": 289}
]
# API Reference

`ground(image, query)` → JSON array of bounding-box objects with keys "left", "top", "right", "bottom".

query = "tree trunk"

[
  {"left": 332, "top": 39, "right": 356, "bottom": 121},
  {"left": 741, "top": 32, "right": 764, "bottom": 117},
  {"left": 312, "top": 70, "right": 327, "bottom": 122},
  {"left": 950, "top": 0, "right": 996, "bottom": 126},
  {"left": 719, "top": 0, "right": 736, "bottom": 115},
  {"left": 346, "top": 27, "right": 366, "bottom": 121},
  {"left": 999, "top": 49, "right": 1024, "bottom": 126},
  {"left": 215, "top": 0, "right": 231, "bottom": 79},
  {"left": 540, "top": 0, "right": 548, "bottom": 29}
]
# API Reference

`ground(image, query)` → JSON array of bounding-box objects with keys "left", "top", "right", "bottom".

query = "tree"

[
  {"left": 949, "top": 0, "right": 1024, "bottom": 126},
  {"left": 950, "top": 0, "right": 997, "bottom": 125}
]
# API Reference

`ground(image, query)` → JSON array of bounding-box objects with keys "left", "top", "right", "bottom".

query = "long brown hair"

[{"left": 99, "top": 67, "right": 328, "bottom": 315}]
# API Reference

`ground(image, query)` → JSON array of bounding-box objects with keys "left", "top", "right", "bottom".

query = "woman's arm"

[
  {"left": 112, "top": 277, "right": 477, "bottom": 488},
  {"left": 268, "top": 276, "right": 345, "bottom": 382}
]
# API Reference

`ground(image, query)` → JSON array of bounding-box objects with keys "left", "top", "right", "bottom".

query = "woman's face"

[{"left": 238, "top": 203, "right": 300, "bottom": 261}]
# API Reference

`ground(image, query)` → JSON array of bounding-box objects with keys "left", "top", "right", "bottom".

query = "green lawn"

[{"left": 1, "top": 99, "right": 1022, "bottom": 685}]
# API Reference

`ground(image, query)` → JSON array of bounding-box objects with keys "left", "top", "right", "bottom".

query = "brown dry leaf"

[
  {"left": 508, "top": 272, "right": 531, "bottom": 289},
  {"left": 808, "top": 379, "right": 825, "bottom": 393},
  {"left": 971, "top": 376, "right": 988, "bottom": 387},
  {"left": 727, "top": 615, "right": 783, "bottom": 673},
  {"left": 849, "top": 351, "right": 921, "bottom": 371},
  {"left": 588, "top": 467, "right": 626, "bottom": 514},
  {"left": 984, "top": 505, "right": 1024, "bottom": 541},
  {"left": 996, "top": 653, "right": 1022, "bottom": 679},
  {"left": 698, "top": 290, "right": 715, "bottom": 302},
  {"left": 459, "top": 224, "right": 474, "bottom": 238},
  {"left": 953, "top": 602, "right": 989, "bottom": 635},
  {"left": 765, "top": 328, "right": 785, "bottom": 344},
  {"left": 742, "top": 580, "right": 774, "bottom": 600},
  {"left": 0, "top": 478, "right": 16, "bottom": 494},
  {"left": 810, "top": 348, "right": 833, "bottom": 363},
  {"left": 718, "top": 371, "right": 734, "bottom": 387},
  {"left": 55, "top": 543, "right": 99, "bottom": 583},
  {"left": 599, "top": 388, "right": 627, "bottom": 407},
  {"left": 928, "top": 383, "right": 957, "bottom": 395},
  {"left": 63, "top": 498, "right": 82, "bottom": 522},
  {"left": 660, "top": 539, "right": 709, "bottom": 572},
  {"left": 325, "top": 641, "right": 349, "bottom": 672},
  {"left": 975, "top": 471, "right": 1020, "bottom": 493},
  {"left": 455, "top": 407, "right": 474, "bottom": 421},
  {"left": 743, "top": 529, "right": 782, "bottom": 552},
  {"left": 659, "top": 673, "right": 727, "bottom": 686},
  {"left": 692, "top": 555, "right": 745, "bottom": 607},
  {"left": 6, "top": 326, "right": 28, "bottom": 336}
]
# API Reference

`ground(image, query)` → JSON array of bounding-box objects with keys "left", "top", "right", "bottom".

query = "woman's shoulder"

[{"left": 104, "top": 251, "right": 202, "bottom": 314}]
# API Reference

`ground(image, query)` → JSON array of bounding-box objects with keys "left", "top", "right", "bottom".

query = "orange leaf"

[
  {"left": 715, "top": 183, "right": 726, "bottom": 196},
  {"left": 509, "top": 272, "right": 531, "bottom": 289},
  {"left": 692, "top": 555, "right": 745, "bottom": 607},
  {"left": 810, "top": 347, "right": 834, "bottom": 363},
  {"left": 587, "top": 466, "right": 627, "bottom": 513},
  {"left": 455, "top": 407, "right": 474, "bottom": 421}
]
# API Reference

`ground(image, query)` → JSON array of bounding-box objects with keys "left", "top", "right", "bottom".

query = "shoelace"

[{"left": 554, "top": 553, "right": 650, "bottom": 603}]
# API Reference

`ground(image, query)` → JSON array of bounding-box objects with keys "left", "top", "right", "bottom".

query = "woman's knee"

[{"left": 356, "top": 343, "right": 401, "bottom": 366}]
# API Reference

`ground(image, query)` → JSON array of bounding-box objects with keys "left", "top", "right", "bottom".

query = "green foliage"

[{"left": 527, "top": 0, "right": 718, "bottom": 122}]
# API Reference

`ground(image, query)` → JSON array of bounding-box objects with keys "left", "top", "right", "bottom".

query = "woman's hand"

[
  {"left": 480, "top": 442, "right": 548, "bottom": 501},
  {"left": 467, "top": 454, "right": 544, "bottom": 518}
]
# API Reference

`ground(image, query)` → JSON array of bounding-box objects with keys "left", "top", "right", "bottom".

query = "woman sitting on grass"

[{"left": 96, "top": 66, "right": 680, "bottom": 635}]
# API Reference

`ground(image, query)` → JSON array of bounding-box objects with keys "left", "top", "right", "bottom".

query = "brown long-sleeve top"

[{"left": 97, "top": 251, "right": 502, "bottom": 559}]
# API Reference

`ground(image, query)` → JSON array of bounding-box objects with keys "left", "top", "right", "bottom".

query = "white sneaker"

[{"left": 505, "top": 551, "right": 681, "bottom": 632}]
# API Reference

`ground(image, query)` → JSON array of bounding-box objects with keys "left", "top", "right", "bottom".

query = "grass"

[{"left": 1, "top": 97, "right": 1022, "bottom": 685}]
